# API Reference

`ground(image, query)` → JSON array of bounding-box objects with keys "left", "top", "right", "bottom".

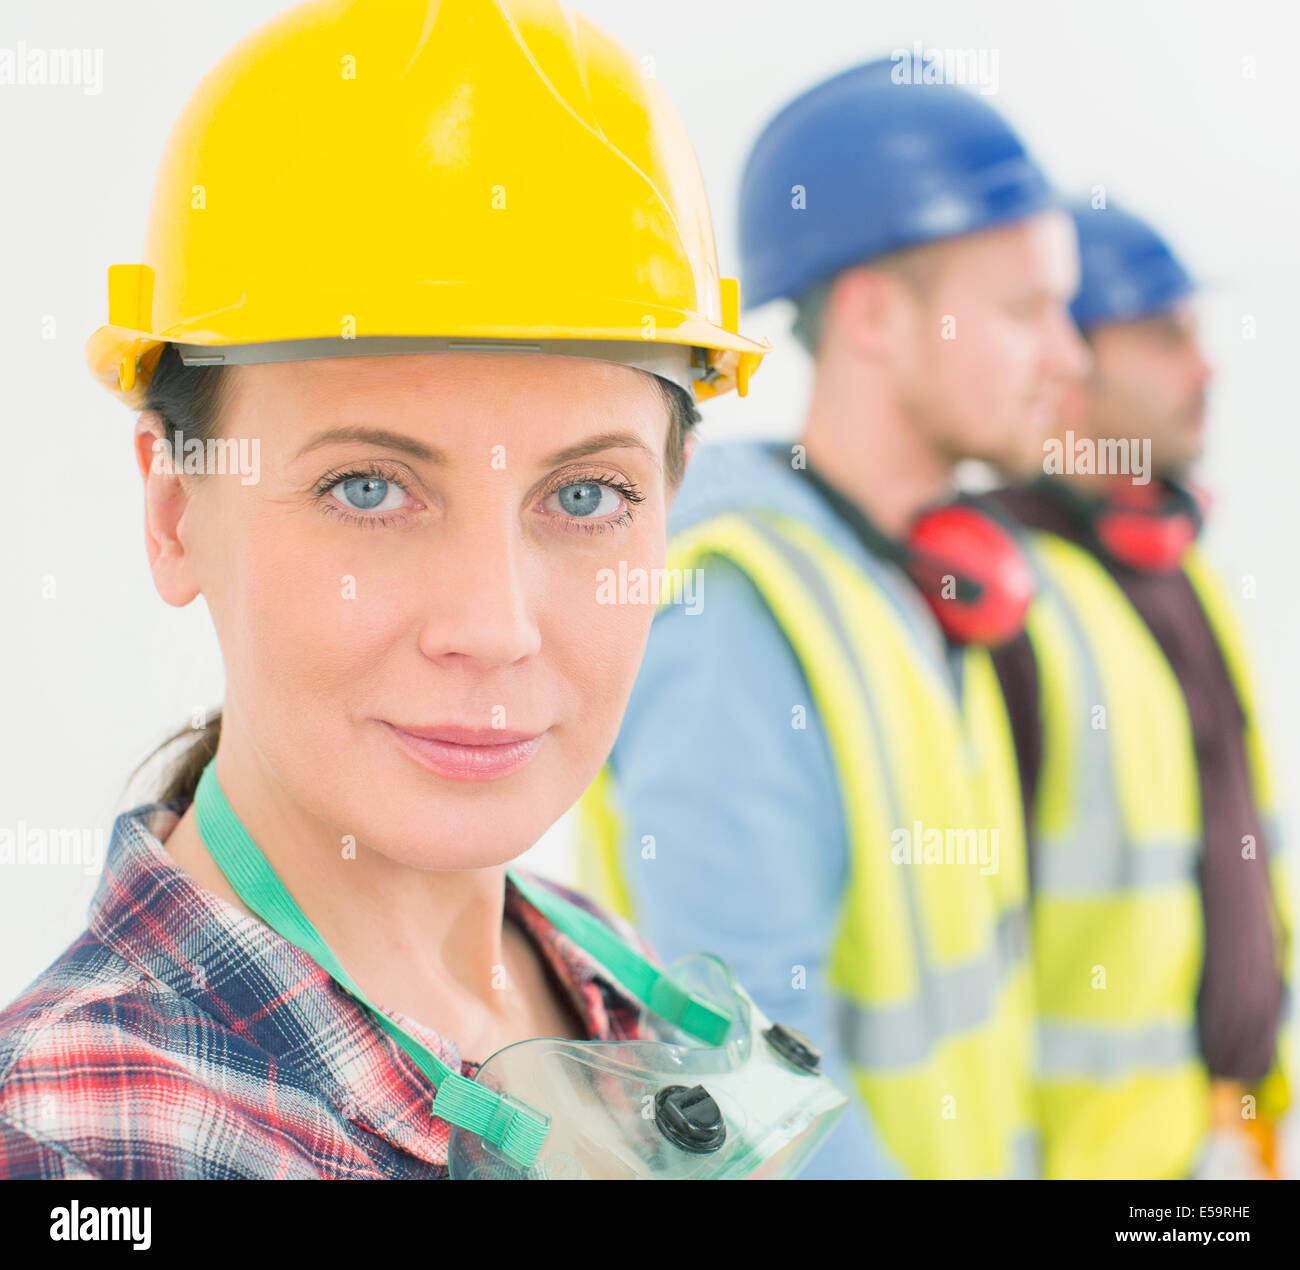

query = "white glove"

[{"left": 1189, "top": 1129, "right": 1271, "bottom": 1180}]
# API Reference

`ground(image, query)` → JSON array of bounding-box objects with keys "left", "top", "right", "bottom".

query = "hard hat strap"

[{"left": 174, "top": 336, "right": 705, "bottom": 396}]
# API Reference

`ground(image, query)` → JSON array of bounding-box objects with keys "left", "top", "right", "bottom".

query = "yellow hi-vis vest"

[
  {"left": 1023, "top": 533, "right": 1292, "bottom": 1179},
  {"left": 579, "top": 510, "right": 1041, "bottom": 1178}
]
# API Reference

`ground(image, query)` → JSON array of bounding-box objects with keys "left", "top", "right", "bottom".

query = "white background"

[{"left": 2, "top": 0, "right": 1297, "bottom": 1070}]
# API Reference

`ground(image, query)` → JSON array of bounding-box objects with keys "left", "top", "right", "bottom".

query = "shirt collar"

[{"left": 89, "top": 798, "right": 645, "bottom": 1169}]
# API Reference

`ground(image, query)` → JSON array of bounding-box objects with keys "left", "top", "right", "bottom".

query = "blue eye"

[
  {"left": 341, "top": 477, "right": 386, "bottom": 508},
  {"left": 329, "top": 475, "right": 406, "bottom": 513},
  {"left": 555, "top": 481, "right": 620, "bottom": 518}
]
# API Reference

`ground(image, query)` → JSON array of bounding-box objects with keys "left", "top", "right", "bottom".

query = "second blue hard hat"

[
  {"left": 738, "top": 57, "right": 1059, "bottom": 309},
  {"left": 1068, "top": 201, "right": 1196, "bottom": 331}
]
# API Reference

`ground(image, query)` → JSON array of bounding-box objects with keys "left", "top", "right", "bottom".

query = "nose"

[
  {"left": 416, "top": 510, "right": 541, "bottom": 670},
  {"left": 1188, "top": 341, "right": 1214, "bottom": 390},
  {"left": 1052, "top": 307, "right": 1093, "bottom": 382}
]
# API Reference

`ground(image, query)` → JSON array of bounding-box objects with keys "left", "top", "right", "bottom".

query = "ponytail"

[{"left": 129, "top": 710, "right": 222, "bottom": 807}]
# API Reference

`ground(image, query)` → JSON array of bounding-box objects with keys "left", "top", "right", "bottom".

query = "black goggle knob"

[
  {"left": 654, "top": 1084, "right": 726, "bottom": 1154},
  {"left": 764, "top": 1021, "right": 822, "bottom": 1074}
]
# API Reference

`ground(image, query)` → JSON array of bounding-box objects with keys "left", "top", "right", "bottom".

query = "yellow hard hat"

[{"left": 86, "top": 0, "right": 769, "bottom": 406}]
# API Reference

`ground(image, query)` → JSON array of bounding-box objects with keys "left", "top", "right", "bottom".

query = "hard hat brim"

[{"left": 88, "top": 312, "right": 769, "bottom": 408}]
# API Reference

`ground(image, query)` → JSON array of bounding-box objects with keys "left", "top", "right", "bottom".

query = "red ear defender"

[
  {"left": 903, "top": 503, "right": 1036, "bottom": 646},
  {"left": 1092, "top": 481, "right": 1205, "bottom": 573}
]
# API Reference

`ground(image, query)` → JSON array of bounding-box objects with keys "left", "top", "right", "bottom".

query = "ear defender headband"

[
  {"left": 1037, "top": 476, "right": 1206, "bottom": 574},
  {"left": 800, "top": 466, "right": 1036, "bottom": 647}
]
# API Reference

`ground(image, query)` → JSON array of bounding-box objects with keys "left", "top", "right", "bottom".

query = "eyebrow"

[
  {"left": 294, "top": 427, "right": 446, "bottom": 464},
  {"left": 543, "top": 431, "right": 660, "bottom": 471},
  {"left": 294, "top": 426, "right": 659, "bottom": 470}
]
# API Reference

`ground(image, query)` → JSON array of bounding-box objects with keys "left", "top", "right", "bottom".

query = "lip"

[{"left": 379, "top": 720, "right": 546, "bottom": 782}]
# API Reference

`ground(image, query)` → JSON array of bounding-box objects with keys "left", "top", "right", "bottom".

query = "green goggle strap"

[
  {"left": 192, "top": 760, "right": 732, "bottom": 1169},
  {"left": 502, "top": 869, "right": 733, "bottom": 1048}
]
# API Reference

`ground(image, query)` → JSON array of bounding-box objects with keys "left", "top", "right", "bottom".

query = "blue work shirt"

[{"left": 605, "top": 439, "right": 959, "bottom": 1179}]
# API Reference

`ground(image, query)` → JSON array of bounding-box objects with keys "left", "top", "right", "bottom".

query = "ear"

[
  {"left": 134, "top": 411, "right": 202, "bottom": 607},
  {"left": 826, "top": 265, "right": 908, "bottom": 360}
]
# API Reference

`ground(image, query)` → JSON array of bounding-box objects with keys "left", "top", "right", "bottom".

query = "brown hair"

[
  {"left": 131, "top": 344, "right": 701, "bottom": 806},
  {"left": 791, "top": 239, "right": 950, "bottom": 356}
]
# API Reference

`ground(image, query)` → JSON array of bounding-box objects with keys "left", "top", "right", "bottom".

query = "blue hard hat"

[
  {"left": 1068, "top": 201, "right": 1196, "bottom": 331},
  {"left": 738, "top": 57, "right": 1059, "bottom": 309}
]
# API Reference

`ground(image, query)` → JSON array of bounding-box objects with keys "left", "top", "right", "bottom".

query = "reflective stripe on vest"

[
  {"left": 580, "top": 510, "right": 1039, "bottom": 1178},
  {"left": 1025, "top": 533, "right": 1291, "bottom": 1177}
]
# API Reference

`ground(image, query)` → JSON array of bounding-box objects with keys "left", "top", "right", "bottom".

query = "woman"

[{"left": 0, "top": 0, "right": 846, "bottom": 1180}]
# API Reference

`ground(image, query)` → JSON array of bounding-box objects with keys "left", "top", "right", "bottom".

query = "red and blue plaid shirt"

[{"left": 0, "top": 797, "right": 653, "bottom": 1179}]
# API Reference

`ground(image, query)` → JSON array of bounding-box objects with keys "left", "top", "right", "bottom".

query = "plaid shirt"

[{"left": 0, "top": 798, "right": 653, "bottom": 1179}]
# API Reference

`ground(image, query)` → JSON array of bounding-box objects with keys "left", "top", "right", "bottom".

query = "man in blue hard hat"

[
  {"left": 577, "top": 59, "right": 1088, "bottom": 1178},
  {"left": 988, "top": 200, "right": 1292, "bottom": 1178}
]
